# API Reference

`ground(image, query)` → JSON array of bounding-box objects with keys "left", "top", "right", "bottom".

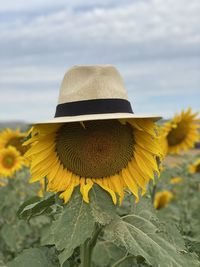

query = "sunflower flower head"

[
  {"left": 0, "top": 146, "right": 23, "bottom": 178},
  {"left": 188, "top": 158, "right": 200, "bottom": 174},
  {"left": 25, "top": 119, "right": 162, "bottom": 204},
  {"left": 0, "top": 180, "right": 6, "bottom": 187},
  {"left": 0, "top": 128, "right": 31, "bottom": 167},
  {"left": 161, "top": 108, "right": 200, "bottom": 155},
  {"left": 154, "top": 190, "right": 173, "bottom": 210},
  {"left": 0, "top": 128, "right": 27, "bottom": 153},
  {"left": 169, "top": 176, "right": 184, "bottom": 185}
]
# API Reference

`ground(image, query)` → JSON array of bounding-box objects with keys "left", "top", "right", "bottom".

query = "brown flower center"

[
  {"left": 196, "top": 164, "right": 200, "bottom": 173},
  {"left": 56, "top": 120, "right": 134, "bottom": 178},
  {"left": 2, "top": 155, "right": 15, "bottom": 169},
  {"left": 167, "top": 121, "right": 188, "bottom": 146},
  {"left": 156, "top": 195, "right": 169, "bottom": 209},
  {"left": 6, "top": 137, "right": 27, "bottom": 155}
]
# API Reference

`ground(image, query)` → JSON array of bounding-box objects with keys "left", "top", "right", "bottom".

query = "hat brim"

[{"left": 32, "top": 113, "right": 162, "bottom": 125}]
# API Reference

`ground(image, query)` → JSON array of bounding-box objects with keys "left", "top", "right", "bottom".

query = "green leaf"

[
  {"left": 0, "top": 224, "right": 17, "bottom": 251},
  {"left": 40, "top": 224, "right": 55, "bottom": 246},
  {"left": 105, "top": 214, "right": 199, "bottom": 267},
  {"left": 89, "top": 185, "right": 117, "bottom": 225},
  {"left": 92, "top": 241, "right": 136, "bottom": 267},
  {"left": 17, "top": 194, "right": 55, "bottom": 220},
  {"left": 17, "top": 196, "right": 41, "bottom": 217},
  {"left": 41, "top": 185, "right": 118, "bottom": 266},
  {"left": 7, "top": 247, "right": 59, "bottom": 267},
  {"left": 52, "top": 188, "right": 95, "bottom": 266}
]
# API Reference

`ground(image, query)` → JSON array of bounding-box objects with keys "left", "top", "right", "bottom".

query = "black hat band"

[{"left": 54, "top": 98, "right": 133, "bottom": 117}]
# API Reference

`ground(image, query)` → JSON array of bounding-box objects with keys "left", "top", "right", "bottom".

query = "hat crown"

[{"left": 58, "top": 65, "right": 128, "bottom": 104}]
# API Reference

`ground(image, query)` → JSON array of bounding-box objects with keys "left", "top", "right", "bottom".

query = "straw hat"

[{"left": 36, "top": 65, "right": 161, "bottom": 124}]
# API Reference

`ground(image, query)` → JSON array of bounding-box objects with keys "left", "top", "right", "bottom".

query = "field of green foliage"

[{"left": 0, "top": 149, "right": 200, "bottom": 267}]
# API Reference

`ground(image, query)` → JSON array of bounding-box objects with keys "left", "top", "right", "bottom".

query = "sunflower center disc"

[
  {"left": 167, "top": 121, "right": 187, "bottom": 146},
  {"left": 56, "top": 120, "right": 134, "bottom": 178},
  {"left": 7, "top": 137, "right": 26, "bottom": 155},
  {"left": 157, "top": 195, "right": 168, "bottom": 210},
  {"left": 3, "top": 155, "right": 14, "bottom": 168},
  {"left": 196, "top": 164, "right": 200, "bottom": 173}
]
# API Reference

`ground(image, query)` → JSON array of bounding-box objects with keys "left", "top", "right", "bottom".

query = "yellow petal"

[
  {"left": 80, "top": 178, "right": 94, "bottom": 203},
  {"left": 134, "top": 151, "right": 154, "bottom": 179},
  {"left": 26, "top": 137, "right": 55, "bottom": 157},
  {"left": 134, "top": 131, "right": 161, "bottom": 155},
  {"left": 128, "top": 161, "right": 146, "bottom": 190},
  {"left": 59, "top": 183, "right": 75, "bottom": 204},
  {"left": 27, "top": 143, "right": 55, "bottom": 163},
  {"left": 135, "top": 145, "right": 159, "bottom": 173},
  {"left": 95, "top": 179, "right": 117, "bottom": 204},
  {"left": 29, "top": 175, "right": 43, "bottom": 183},
  {"left": 121, "top": 168, "right": 139, "bottom": 201},
  {"left": 109, "top": 175, "right": 125, "bottom": 203},
  {"left": 130, "top": 119, "right": 156, "bottom": 137},
  {"left": 31, "top": 154, "right": 57, "bottom": 171}
]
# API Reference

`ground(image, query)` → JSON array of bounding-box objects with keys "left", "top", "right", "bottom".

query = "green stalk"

[
  {"left": 80, "top": 223, "right": 102, "bottom": 267},
  {"left": 111, "top": 254, "right": 135, "bottom": 267},
  {"left": 80, "top": 239, "right": 92, "bottom": 267},
  {"left": 44, "top": 177, "right": 48, "bottom": 192},
  {"left": 151, "top": 184, "right": 157, "bottom": 204}
]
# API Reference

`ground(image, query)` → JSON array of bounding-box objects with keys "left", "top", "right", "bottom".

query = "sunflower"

[
  {"left": 24, "top": 119, "right": 162, "bottom": 204},
  {"left": 0, "top": 180, "right": 6, "bottom": 187},
  {"left": 154, "top": 190, "right": 173, "bottom": 210},
  {"left": 0, "top": 146, "right": 23, "bottom": 177},
  {"left": 161, "top": 108, "right": 200, "bottom": 155},
  {"left": 0, "top": 128, "right": 27, "bottom": 153},
  {"left": 188, "top": 158, "right": 200, "bottom": 174},
  {"left": 169, "top": 176, "right": 183, "bottom": 185},
  {"left": 159, "top": 135, "right": 168, "bottom": 157},
  {"left": 0, "top": 128, "right": 31, "bottom": 166}
]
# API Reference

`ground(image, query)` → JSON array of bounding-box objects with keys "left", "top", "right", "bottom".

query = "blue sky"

[{"left": 0, "top": 0, "right": 200, "bottom": 123}]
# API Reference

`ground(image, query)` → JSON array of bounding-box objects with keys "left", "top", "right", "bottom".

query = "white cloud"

[
  {"left": 0, "top": 65, "right": 62, "bottom": 84},
  {"left": 1, "top": 0, "right": 200, "bottom": 52},
  {"left": 0, "top": 0, "right": 121, "bottom": 12},
  {"left": 0, "top": 89, "right": 57, "bottom": 105},
  {"left": 0, "top": 0, "right": 200, "bottom": 121},
  {"left": 0, "top": 89, "right": 58, "bottom": 122}
]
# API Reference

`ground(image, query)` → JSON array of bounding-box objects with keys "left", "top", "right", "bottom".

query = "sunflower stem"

[
  {"left": 80, "top": 239, "right": 92, "bottom": 267},
  {"left": 80, "top": 223, "right": 102, "bottom": 267},
  {"left": 44, "top": 177, "right": 48, "bottom": 192},
  {"left": 111, "top": 254, "right": 135, "bottom": 267},
  {"left": 151, "top": 184, "right": 157, "bottom": 204}
]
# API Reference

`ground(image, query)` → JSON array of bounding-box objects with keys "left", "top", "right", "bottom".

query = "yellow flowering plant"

[
  {"left": 188, "top": 158, "right": 200, "bottom": 174},
  {"left": 0, "top": 146, "right": 23, "bottom": 178},
  {"left": 161, "top": 108, "right": 200, "bottom": 155},
  {"left": 12, "top": 65, "right": 200, "bottom": 267},
  {"left": 0, "top": 128, "right": 31, "bottom": 167},
  {"left": 15, "top": 119, "right": 200, "bottom": 267},
  {"left": 154, "top": 190, "right": 173, "bottom": 209},
  {"left": 169, "top": 176, "right": 184, "bottom": 185},
  {"left": 24, "top": 119, "right": 162, "bottom": 204}
]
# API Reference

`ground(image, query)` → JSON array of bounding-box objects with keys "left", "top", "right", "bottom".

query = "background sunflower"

[
  {"left": 0, "top": 180, "right": 6, "bottom": 187},
  {"left": 0, "top": 128, "right": 27, "bottom": 154},
  {"left": 0, "top": 128, "right": 30, "bottom": 166},
  {"left": 161, "top": 108, "right": 200, "bottom": 155},
  {"left": 25, "top": 119, "right": 162, "bottom": 204},
  {"left": 188, "top": 158, "right": 200, "bottom": 174},
  {"left": 0, "top": 146, "right": 23, "bottom": 177},
  {"left": 154, "top": 190, "right": 173, "bottom": 210},
  {"left": 169, "top": 176, "right": 184, "bottom": 185}
]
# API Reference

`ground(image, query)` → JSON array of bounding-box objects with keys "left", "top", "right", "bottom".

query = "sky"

[{"left": 0, "top": 0, "right": 200, "bottom": 123}]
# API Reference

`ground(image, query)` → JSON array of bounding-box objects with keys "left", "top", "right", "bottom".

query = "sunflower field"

[{"left": 0, "top": 108, "right": 200, "bottom": 267}]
